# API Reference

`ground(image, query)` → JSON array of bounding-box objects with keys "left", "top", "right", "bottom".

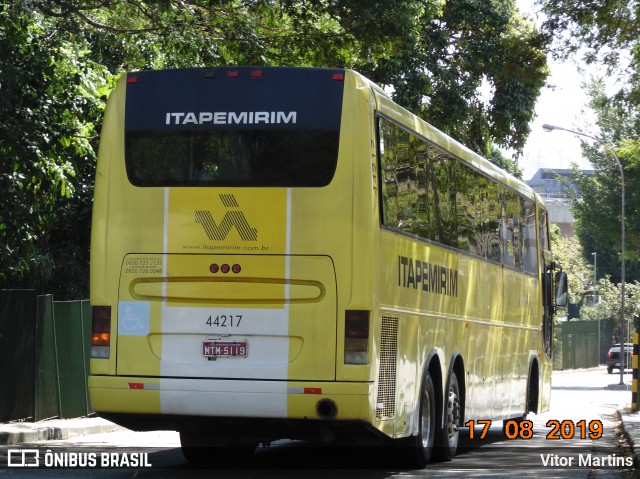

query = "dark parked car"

[{"left": 606, "top": 343, "right": 633, "bottom": 374}]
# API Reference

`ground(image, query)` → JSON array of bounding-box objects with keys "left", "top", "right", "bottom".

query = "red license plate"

[{"left": 202, "top": 341, "right": 247, "bottom": 358}]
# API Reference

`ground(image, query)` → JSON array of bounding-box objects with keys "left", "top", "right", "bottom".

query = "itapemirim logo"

[{"left": 195, "top": 194, "right": 258, "bottom": 241}]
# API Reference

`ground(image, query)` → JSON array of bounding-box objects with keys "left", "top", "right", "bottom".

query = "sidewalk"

[
  {"left": 619, "top": 409, "right": 640, "bottom": 465},
  {"left": 0, "top": 417, "right": 125, "bottom": 445}
]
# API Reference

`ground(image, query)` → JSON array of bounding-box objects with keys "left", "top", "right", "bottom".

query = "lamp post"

[
  {"left": 542, "top": 123, "right": 625, "bottom": 385},
  {"left": 593, "top": 251, "right": 599, "bottom": 363}
]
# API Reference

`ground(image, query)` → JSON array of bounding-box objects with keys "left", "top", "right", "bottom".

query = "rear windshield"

[
  {"left": 126, "top": 129, "right": 339, "bottom": 187},
  {"left": 124, "top": 67, "right": 344, "bottom": 187}
]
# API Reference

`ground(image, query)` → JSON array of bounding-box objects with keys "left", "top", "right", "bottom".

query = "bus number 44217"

[{"left": 205, "top": 315, "right": 243, "bottom": 328}]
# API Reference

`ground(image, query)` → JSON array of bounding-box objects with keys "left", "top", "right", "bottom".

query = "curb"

[
  {"left": 617, "top": 410, "right": 640, "bottom": 469},
  {"left": 0, "top": 418, "right": 126, "bottom": 446}
]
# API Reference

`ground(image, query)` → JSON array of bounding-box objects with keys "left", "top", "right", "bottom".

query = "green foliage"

[
  {"left": 578, "top": 276, "right": 640, "bottom": 342},
  {"left": 374, "top": 0, "right": 549, "bottom": 155},
  {"left": 1, "top": 0, "right": 549, "bottom": 298},
  {"left": 565, "top": 80, "right": 640, "bottom": 285},
  {"left": 488, "top": 149, "right": 523, "bottom": 179},
  {"left": 39, "top": 0, "right": 548, "bottom": 153},
  {"left": 551, "top": 230, "right": 592, "bottom": 304},
  {"left": 0, "top": 2, "right": 113, "bottom": 298},
  {"left": 540, "top": 1, "right": 640, "bottom": 287},
  {"left": 552, "top": 224, "right": 639, "bottom": 341},
  {"left": 539, "top": 0, "right": 638, "bottom": 68}
]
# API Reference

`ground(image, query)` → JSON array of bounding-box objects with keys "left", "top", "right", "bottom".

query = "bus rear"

[{"left": 89, "top": 67, "right": 379, "bottom": 455}]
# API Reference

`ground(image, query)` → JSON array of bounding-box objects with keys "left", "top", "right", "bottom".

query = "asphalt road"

[{"left": 0, "top": 367, "right": 636, "bottom": 478}]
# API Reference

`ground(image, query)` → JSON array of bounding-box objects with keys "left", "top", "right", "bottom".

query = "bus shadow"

[{"left": 173, "top": 426, "right": 508, "bottom": 471}]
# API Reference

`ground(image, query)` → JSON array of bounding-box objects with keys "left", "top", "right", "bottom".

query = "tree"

[
  {"left": 551, "top": 217, "right": 640, "bottom": 342},
  {"left": 578, "top": 277, "right": 640, "bottom": 342},
  {"left": 373, "top": 0, "right": 549, "bottom": 155},
  {"left": 563, "top": 82, "right": 640, "bottom": 285},
  {"left": 488, "top": 150, "right": 523, "bottom": 179},
  {"left": 551, "top": 227, "right": 592, "bottom": 306},
  {"left": 539, "top": 0, "right": 639, "bottom": 69},
  {"left": 0, "top": 0, "right": 550, "bottom": 298},
  {"left": 0, "top": 2, "right": 112, "bottom": 298},
  {"left": 540, "top": 0, "right": 640, "bottom": 285},
  {"left": 36, "top": 0, "right": 549, "bottom": 154}
]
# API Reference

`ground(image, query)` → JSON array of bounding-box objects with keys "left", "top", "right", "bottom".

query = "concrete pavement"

[
  {"left": 618, "top": 409, "right": 640, "bottom": 467},
  {"left": 0, "top": 416, "right": 124, "bottom": 445}
]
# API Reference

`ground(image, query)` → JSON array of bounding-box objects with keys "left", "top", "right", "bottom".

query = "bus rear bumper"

[{"left": 88, "top": 375, "right": 374, "bottom": 427}]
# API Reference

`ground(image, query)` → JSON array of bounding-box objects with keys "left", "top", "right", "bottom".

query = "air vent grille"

[{"left": 376, "top": 316, "right": 398, "bottom": 419}]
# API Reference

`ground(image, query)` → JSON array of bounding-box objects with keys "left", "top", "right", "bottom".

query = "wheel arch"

[
  {"left": 422, "top": 350, "right": 466, "bottom": 430},
  {"left": 446, "top": 352, "right": 466, "bottom": 426},
  {"left": 424, "top": 349, "right": 443, "bottom": 429},
  {"left": 527, "top": 356, "right": 540, "bottom": 414}
]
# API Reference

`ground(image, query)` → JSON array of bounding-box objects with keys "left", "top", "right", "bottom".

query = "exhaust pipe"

[{"left": 316, "top": 399, "right": 338, "bottom": 419}]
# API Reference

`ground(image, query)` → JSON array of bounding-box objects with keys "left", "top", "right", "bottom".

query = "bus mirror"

[{"left": 555, "top": 272, "right": 568, "bottom": 307}]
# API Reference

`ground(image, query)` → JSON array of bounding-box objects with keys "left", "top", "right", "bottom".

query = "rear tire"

[
  {"left": 396, "top": 372, "right": 436, "bottom": 468},
  {"left": 434, "top": 371, "right": 461, "bottom": 461}
]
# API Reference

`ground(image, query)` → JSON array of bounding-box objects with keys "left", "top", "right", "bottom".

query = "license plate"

[{"left": 202, "top": 340, "right": 247, "bottom": 358}]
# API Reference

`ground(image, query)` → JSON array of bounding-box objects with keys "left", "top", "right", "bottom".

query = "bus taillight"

[
  {"left": 344, "top": 310, "right": 369, "bottom": 364},
  {"left": 91, "top": 306, "right": 111, "bottom": 359}
]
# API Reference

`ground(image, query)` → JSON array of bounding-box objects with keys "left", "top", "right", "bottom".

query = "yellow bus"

[{"left": 89, "top": 67, "right": 567, "bottom": 466}]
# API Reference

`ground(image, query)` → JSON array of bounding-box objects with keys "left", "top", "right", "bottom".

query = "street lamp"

[
  {"left": 593, "top": 251, "right": 599, "bottom": 363},
  {"left": 542, "top": 123, "right": 626, "bottom": 385}
]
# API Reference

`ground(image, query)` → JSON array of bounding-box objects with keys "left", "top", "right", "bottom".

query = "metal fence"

[
  {"left": 556, "top": 319, "right": 614, "bottom": 370},
  {"left": 0, "top": 290, "right": 92, "bottom": 422}
]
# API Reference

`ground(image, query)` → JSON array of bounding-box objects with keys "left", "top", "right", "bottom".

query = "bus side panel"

[
  {"left": 500, "top": 268, "right": 537, "bottom": 418},
  {"left": 457, "top": 254, "right": 503, "bottom": 421},
  {"left": 378, "top": 230, "right": 459, "bottom": 437}
]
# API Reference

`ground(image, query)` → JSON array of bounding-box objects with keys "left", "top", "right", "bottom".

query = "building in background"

[{"left": 527, "top": 168, "right": 594, "bottom": 237}]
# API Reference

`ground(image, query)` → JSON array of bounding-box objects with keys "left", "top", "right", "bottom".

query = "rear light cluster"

[
  {"left": 202, "top": 69, "right": 343, "bottom": 81},
  {"left": 211, "top": 70, "right": 263, "bottom": 79},
  {"left": 91, "top": 306, "right": 111, "bottom": 358},
  {"left": 344, "top": 310, "right": 369, "bottom": 364},
  {"left": 131, "top": 70, "right": 345, "bottom": 83}
]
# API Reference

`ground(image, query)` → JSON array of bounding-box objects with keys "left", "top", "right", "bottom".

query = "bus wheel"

[
  {"left": 418, "top": 374, "right": 437, "bottom": 465},
  {"left": 396, "top": 372, "right": 436, "bottom": 468},
  {"left": 434, "top": 370, "right": 460, "bottom": 461}
]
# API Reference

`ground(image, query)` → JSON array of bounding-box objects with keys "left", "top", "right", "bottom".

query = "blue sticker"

[{"left": 118, "top": 301, "right": 150, "bottom": 336}]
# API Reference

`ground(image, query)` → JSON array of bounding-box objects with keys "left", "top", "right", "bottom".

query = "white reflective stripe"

[
  {"left": 159, "top": 378, "right": 288, "bottom": 418},
  {"left": 285, "top": 188, "right": 292, "bottom": 289},
  {"left": 158, "top": 187, "right": 292, "bottom": 410},
  {"left": 163, "top": 187, "right": 169, "bottom": 292}
]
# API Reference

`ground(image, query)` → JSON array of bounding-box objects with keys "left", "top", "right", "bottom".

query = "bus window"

[{"left": 126, "top": 129, "right": 340, "bottom": 187}]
